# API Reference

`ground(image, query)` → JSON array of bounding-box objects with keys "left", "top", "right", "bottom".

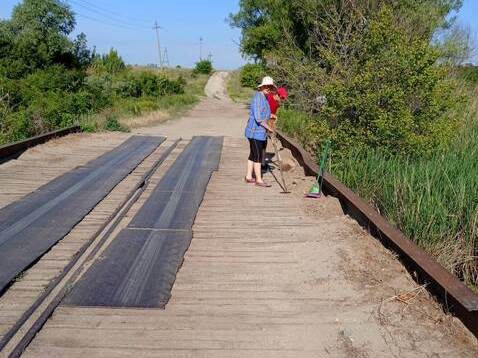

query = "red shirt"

[{"left": 266, "top": 93, "right": 279, "bottom": 115}]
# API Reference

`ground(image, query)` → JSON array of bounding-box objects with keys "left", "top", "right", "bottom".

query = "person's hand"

[{"left": 270, "top": 114, "right": 277, "bottom": 120}]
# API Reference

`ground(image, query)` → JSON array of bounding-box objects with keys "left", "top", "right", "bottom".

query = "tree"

[
  {"left": 230, "top": 0, "right": 464, "bottom": 61},
  {"left": 91, "top": 48, "right": 126, "bottom": 75},
  {"left": 193, "top": 60, "right": 213, "bottom": 75},
  {"left": 1, "top": 0, "right": 76, "bottom": 77},
  {"left": 73, "top": 33, "right": 92, "bottom": 68},
  {"left": 230, "top": 0, "right": 467, "bottom": 155}
]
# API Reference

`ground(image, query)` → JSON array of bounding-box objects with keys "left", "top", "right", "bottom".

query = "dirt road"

[
  {"left": 1, "top": 72, "right": 476, "bottom": 357},
  {"left": 134, "top": 72, "right": 246, "bottom": 138}
]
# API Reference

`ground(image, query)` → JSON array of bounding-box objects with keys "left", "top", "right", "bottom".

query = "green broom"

[{"left": 306, "top": 140, "right": 331, "bottom": 199}]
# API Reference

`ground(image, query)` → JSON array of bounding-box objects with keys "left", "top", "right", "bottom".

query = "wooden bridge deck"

[{"left": 15, "top": 137, "right": 476, "bottom": 357}]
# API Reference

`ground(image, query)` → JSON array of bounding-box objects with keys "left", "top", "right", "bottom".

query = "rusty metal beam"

[
  {"left": 276, "top": 129, "right": 478, "bottom": 338},
  {"left": 0, "top": 126, "right": 81, "bottom": 163}
]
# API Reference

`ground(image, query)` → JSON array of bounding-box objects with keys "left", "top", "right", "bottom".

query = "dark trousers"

[{"left": 248, "top": 138, "right": 266, "bottom": 163}]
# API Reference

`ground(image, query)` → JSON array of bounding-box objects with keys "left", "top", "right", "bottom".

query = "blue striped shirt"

[{"left": 244, "top": 92, "right": 271, "bottom": 141}]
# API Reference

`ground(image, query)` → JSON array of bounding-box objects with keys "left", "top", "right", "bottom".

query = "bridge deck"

[{"left": 20, "top": 137, "right": 476, "bottom": 357}]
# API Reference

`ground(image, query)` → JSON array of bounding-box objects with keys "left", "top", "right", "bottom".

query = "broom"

[{"left": 306, "top": 140, "right": 331, "bottom": 199}]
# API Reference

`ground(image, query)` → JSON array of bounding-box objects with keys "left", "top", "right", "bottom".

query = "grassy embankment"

[
  {"left": 278, "top": 85, "right": 478, "bottom": 290},
  {"left": 80, "top": 68, "right": 209, "bottom": 132},
  {"left": 0, "top": 0, "right": 211, "bottom": 146}
]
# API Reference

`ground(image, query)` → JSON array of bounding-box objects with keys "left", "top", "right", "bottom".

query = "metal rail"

[
  {"left": 0, "top": 126, "right": 81, "bottom": 163},
  {"left": 275, "top": 129, "right": 478, "bottom": 338}
]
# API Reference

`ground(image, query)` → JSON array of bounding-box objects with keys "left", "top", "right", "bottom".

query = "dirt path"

[
  {"left": 16, "top": 73, "right": 477, "bottom": 357},
  {"left": 134, "top": 71, "right": 246, "bottom": 139}
]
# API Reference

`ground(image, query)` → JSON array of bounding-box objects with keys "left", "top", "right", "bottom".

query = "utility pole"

[
  {"left": 162, "top": 48, "right": 170, "bottom": 67},
  {"left": 153, "top": 20, "right": 163, "bottom": 68},
  {"left": 199, "top": 37, "right": 203, "bottom": 60},
  {"left": 208, "top": 52, "right": 212, "bottom": 62}
]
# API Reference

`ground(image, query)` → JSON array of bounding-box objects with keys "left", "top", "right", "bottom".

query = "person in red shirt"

[
  {"left": 262, "top": 87, "right": 288, "bottom": 168},
  {"left": 266, "top": 87, "right": 288, "bottom": 131}
]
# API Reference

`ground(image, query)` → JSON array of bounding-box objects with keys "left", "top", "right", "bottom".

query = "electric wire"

[
  {"left": 66, "top": 0, "right": 150, "bottom": 30},
  {"left": 71, "top": 0, "right": 148, "bottom": 24},
  {"left": 75, "top": 13, "right": 144, "bottom": 31}
]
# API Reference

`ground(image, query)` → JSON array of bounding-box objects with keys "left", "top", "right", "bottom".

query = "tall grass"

[{"left": 279, "top": 87, "right": 478, "bottom": 289}]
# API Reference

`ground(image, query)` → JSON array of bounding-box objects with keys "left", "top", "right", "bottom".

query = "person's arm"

[{"left": 261, "top": 119, "right": 274, "bottom": 133}]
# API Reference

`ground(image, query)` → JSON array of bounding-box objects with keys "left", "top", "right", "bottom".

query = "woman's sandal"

[
  {"left": 255, "top": 181, "right": 272, "bottom": 188},
  {"left": 244, "top": 177, "right": 256, "bottom": 184}
]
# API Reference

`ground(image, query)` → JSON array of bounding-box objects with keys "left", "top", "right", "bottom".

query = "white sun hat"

[{"left": 257, "top": 76, "right": 276, "bottom": 89}]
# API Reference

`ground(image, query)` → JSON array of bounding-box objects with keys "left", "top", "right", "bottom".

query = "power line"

[
  {"left": 66, "top": 0, "right": 150, "bottom": 29},
  {"left": 69, "top": 0, "right": 149, "bottom": 25},
  {"left": 75, "top": 12, "right": 142, "bottom": 31},
  {"left": 68, "top": 1, "right": 149, "bottom": 29}
]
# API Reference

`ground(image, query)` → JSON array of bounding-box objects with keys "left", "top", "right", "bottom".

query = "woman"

[
  {"left": 262, "top": 87, "right": 288, "bottom": 168},
  {"left": 266, "top": 87, "right": 288, "bottom": 131},
  {"left": 244, "top": 76, "right": 275, "bottom": 187}
]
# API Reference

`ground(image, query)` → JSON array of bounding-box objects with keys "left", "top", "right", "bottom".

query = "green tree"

[
  {"left": 230, "top": 0, "right": 463, "bottom": 61},
  {"left": 91, "top": 48, "right": 126, "bottom": 75},
  {"left": 1, "top": 0, "right": 76, "bottom": 77},
  {"left": 193, "top": 59, "right": 213, "bottom": 75},
  {"left": 231, "top": 0, "right": 466, "bottom": 155}
]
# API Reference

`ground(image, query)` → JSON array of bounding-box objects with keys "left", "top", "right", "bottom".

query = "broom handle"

[
  {"left": 270, "top": 134, "right": 288, "bottom": 192},
  {"left": 318, "top": 140, "right": 331, "bottom": 194}
]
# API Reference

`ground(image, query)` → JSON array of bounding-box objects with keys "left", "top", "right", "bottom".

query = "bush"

[
  {"left": 104, "top": 114, "right": 128, "bottom": 132},
  {"left": 116, "top": 71, "right": 185, "bottom": 98},
  {"left": 91, "top": 49, "right": 126, "bottom": 75},
  {"left": 240, "top": 63, "right": 266, "bottom": 88},
  {"left": 0, "top": 0, "right": 199, "bottom": 145},
  {"left": 193, "top": 60, "right": 213, "bottom": 75},
  {"left": 278, "top": 109, "right": 330, "bottom": 156},
  {"left": 279, "top": 89, "right": 478, "bottom": 288},
  {"left": 271, "top": 7, "right": 460, "bottom": 157},
  {"left": 84, "top": 74, "right": 113, "bottom": 109},
  {"left": 458, "top": 65, "right": 478, "bottom": 84}
]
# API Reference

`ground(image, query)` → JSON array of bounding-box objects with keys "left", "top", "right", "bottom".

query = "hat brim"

[{"left": 257, "top": 83, "right": 277, "bottom": 89}]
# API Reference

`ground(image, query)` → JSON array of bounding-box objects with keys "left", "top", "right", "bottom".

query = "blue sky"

[
  {"left": 1, "top": 0, "right": 477, "bottom": 68},
  {"left": 456, "top": 0, "right": 478, "bottom": 63},
  {"left": 0, "top": 0, "right": 245, "bottom": 69}
]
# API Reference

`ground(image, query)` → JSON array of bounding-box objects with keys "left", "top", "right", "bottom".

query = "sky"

[
  {"left": 455, "top": 0, "right": 478, "bottom": 63},
  {"left": 0, "top": 0, "right": 477, "bottom": 68},
  {"left": 0, "top": 0, "right": 246, "bottom": 69}
]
